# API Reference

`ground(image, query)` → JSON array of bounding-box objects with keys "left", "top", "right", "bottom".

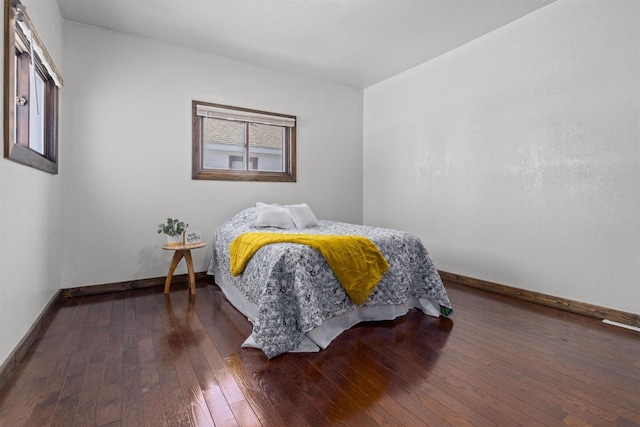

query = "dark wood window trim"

[
  {"left": 192, "top": 100, "right": 296, "bottom": 182},
  {"left": 4, "top": 0, "right": 61, "bottom": 174}
]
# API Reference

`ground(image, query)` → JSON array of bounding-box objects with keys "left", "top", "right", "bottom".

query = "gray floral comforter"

[{"left": 212, "top": 207, "right": 452, "bottom": 358}]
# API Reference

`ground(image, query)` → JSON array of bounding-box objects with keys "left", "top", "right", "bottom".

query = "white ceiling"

[{"left": 56, "top": 0, "right": 555, "bottom": 88}]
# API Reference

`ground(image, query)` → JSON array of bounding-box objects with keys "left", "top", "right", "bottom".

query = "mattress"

[{"left": 208, "top": 207, "right": 452, "bottom": 358}]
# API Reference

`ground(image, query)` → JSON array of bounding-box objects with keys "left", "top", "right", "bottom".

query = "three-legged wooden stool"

[{"left": 161, "top": 242, "right": 206, "bottom": 294}]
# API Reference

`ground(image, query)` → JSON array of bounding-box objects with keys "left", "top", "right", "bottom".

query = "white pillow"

[
  {"left": 254, "top": 202, "right": 295, "bottom": 229},
  {"left": 287, "top": 203, "right": 319, "bottom": 228}
]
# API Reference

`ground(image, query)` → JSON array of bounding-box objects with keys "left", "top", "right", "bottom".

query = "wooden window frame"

[
  {"left": 192, "top": 100, "right": 296, "bottom": 182},
  {"left": 4, "top": 0, "right": 62, "bottom": 174}
]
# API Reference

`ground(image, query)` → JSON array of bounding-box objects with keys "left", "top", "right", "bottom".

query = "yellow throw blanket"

[{"left": 230, "top": 232, "right": 390, "bottom": 305}]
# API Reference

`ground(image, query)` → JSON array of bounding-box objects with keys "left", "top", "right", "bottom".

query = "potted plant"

[{"left": 158, "top": 218, "right": 189, "bottom": 246}]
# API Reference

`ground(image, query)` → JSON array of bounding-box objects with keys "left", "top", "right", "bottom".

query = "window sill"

[{"left": 5, "top": 143, "right": 58, "bottom": 174}]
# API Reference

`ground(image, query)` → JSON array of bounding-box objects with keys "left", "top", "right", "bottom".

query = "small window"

[
  {"left": 192, "top": 101, "right": 296, "bottom": 182},
  {"left": 4, "top": 0, "right": 63, "bottom": 174}
]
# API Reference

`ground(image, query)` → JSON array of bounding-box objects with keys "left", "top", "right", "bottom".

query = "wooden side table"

[{"left": 162, "top": 242, "right": 207, "bottom": 294}]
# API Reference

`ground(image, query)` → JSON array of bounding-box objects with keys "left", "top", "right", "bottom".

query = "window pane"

[
  {"left": 13, "top": 57, "right": 17, "bottom": 143},
  {"left": 248, "top": 123, "right": 284, "bottom": 172},
  {"left": 28, "top": 63, "right": 45, "bottom": 155},
  {"left": 192, "top": 100, "right": 296, "bottom": 182},
  {"left": 203, "top": 118, "right": 245, "bottom": 170},
  {"left": 5, "top": 4, "right": 62, "bottom": 174}
]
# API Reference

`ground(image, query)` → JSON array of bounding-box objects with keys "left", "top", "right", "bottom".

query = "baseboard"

[
  {"left": 4, "top": 270, "right": 633, "bottom": 392},
  {"left": 439, "top": 270, "right": 639, "bottom": 327},
  {"left": 0, "top": 273, "right": 213, "bottom": 391},
  {"left": 0, "top": 289, "right": 61, "bottom": 392},
  {"left": 60, "top": 272, "right": 211, "bottom": 298}
]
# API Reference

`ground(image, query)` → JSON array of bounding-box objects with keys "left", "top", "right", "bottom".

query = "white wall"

[
  {"left": 61, "top": 22, "right": 363, "bottom": 288},
  {"left": 363, "top": 0, "right": 640, "bottom": 314},
  {"left": 0, "top": 0, "right": 64, "bottom": 366}
]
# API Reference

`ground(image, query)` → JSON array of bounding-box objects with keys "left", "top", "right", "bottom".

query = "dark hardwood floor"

[{"left": 0, "top": 278, "right": 638, "bottom": 426}]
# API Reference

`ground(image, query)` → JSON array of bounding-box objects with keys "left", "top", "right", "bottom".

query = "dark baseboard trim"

[
  {"left": 60, "top": 272, "right": 211, "bottom": 298},
  {"left": 0, "top": 289, "right": 61, "bottom": 392},
  {"left": 1, "top": 273, "right": 214, "bottom": 391},
  {"left": 439, "top": 270, "right": 639, "bottom": 327},
  {"left": 4, "top": 270, "right": 634, "bottom": 392}
]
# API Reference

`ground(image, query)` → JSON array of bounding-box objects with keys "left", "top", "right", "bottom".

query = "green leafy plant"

[{"left": 157, "top": 218, "right": 188, "bottom": 236}]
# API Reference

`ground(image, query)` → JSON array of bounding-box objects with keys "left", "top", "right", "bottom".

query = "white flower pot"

[{"left": 166, "top": 233, "right": 184, "bottom": 246}]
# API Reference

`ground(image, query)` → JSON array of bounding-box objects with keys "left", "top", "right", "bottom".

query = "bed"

[{"left": 207, "top": 203, "right": 452, "bottom": 359}]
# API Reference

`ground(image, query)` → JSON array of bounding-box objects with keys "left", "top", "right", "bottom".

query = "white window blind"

[
  {"left": 15, "top": 12, "right": 64, "bottom": 88},
  {"left": 196, "top": 104, "right": 295, "bottom": 128}
]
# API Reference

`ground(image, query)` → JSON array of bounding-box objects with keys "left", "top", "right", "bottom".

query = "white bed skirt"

[{"left": 209, "top": 263, "right": 442, "bottom": 354}]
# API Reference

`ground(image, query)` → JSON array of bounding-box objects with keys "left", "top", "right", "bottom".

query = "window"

[
  {"left": 4, "top": 0, "right": 63, "bottom": 174},
  {"left": 192, "top": 101, "right": 296, "bottom": 182}
]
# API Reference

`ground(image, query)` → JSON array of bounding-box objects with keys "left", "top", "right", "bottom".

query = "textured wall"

[
  {"left": 364, "top": 1, "right": 640, "bottom": 313},
  {"left": 0, "top": 0, "right": 64, "bottom": 368},
  {"left": 61, "top": 22, "right": 363, "bottom": 288}
]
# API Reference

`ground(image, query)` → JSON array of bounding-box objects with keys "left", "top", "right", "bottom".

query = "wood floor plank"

[
  {"left": 73, "top": 361, "right": 105, "bottom": 427},
  {"left": 252, "top": 358, "right": 326, "bottom": 426},
  {"left": 1, "top": 279, "right": 638, "bottom": 426},
  {"left": 0, "top": 302, "right": 78, "bottom": 426},
  {"left": 0, "top": 375, "right": 47, "bottom": 426},
  {"left": 450, "top": 322, "right": 638, "bottom": 423},
  {"left": 49, "top": 362, "right": 86, "bottom": 427},
  {"left": 353, "top": 336, "right": 497, "bottom": 427},
  {"left": 447, "top": 296, "right": 640, "bottom": 421},
  {"left": 51, "top": 298, "right": 107, "bottom": 427},
  {"left": 150, "top": 306, "right": 195, "bottom": 426},
  {"left": 450, "top": 295, "right": 640, "bottom": 396},
  {"left": 95, "top": 294, "right": 126, "bottom": 426},
  {"left": 319, "top": 344, "right": 449, "bottom": 427},
  {"left": 137, "top": 293, "right": 169, "bottom": 427},
  {"left": 23, "top": 299, "right": 92, "bottom": 427},
  {"left": 203, "top": 383, "right": 239, "bottom": 427},
  {"left": 295, "top": 356, "right": 380, "bottom": 426},
  {"left": 122, "top": 335, "right": 144, "bottom": 426},
  {"left": 307, "top": 353, "right": 385, "bottom": 425},
  {"left": 332, "top": 346, "right": 455, "bottom": 426},
  {"left": 279, "top": 355, "right": 356, "bottom": 425},
  {"left": 190, "top": 288, "right": 282, "bottom": 426},
  {"left": 158, "top": 296, "right": 215, "bottom": 427},
  {"left": 221, "top": 351, "right": 298, "bottom": 426}
]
